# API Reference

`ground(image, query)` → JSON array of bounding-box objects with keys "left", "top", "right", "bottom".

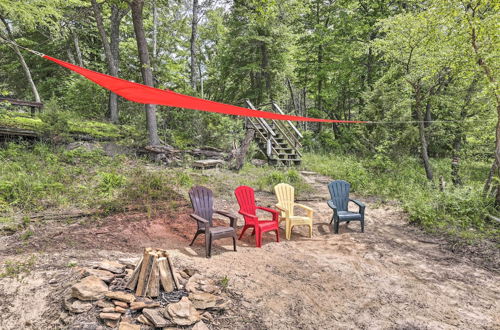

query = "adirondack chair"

[
  {"left": 189, "top": 186, "right": 237, "bottom": 258},
  {"left": 274, "top": 183, "right": 314, "bottom": 240},
  {"left": 234, "top": 185, "right": 280, "bottom": 247},
  {"left": 327, "top": 180, "right": 365, "bottom": 234}
]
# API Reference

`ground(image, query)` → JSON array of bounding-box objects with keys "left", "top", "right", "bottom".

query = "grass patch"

[
  {"left": 0, "top": 255, "right": 37, "bottom": 278},
  {"left": 0, "top": 142, "right": 183, "bottom": 219},
  {"left": 302, "top": 153, "right": 499, "bottom": 242}
]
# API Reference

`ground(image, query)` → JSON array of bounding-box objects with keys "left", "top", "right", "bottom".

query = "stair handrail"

[
  {"left": 246, "top": 116, "right": 279, "bottom": 158},
  {"left": 245, "top": 100, "right": 276, "bottom": 137},
  {"left": 272, "top": 103, "right": 303, "bottom": 138}
]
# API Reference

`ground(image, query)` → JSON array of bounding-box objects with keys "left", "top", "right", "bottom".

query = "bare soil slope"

[{"left": 0, "top": 172, "right": 498, "bottom": 329}]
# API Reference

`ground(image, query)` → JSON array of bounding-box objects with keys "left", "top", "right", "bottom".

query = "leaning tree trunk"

[
  {"left": 0, "top": 17, "right": 40, "bottom": 103},
  {"left": 130, "top": 0, "right": 161, "bottom": 146},
  {"left": 190, "top": 0, "right": 199, "bottom": 90},
  {"left": 230, "top": 129, "right": 255, "bottom": 171},
  {"left": 414, "top": 85, "right": 433, "bottom": 181}
]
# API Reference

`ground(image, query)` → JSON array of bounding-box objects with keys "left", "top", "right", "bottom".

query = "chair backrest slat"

[
  {"left": 235, "top": 185, "right": 257, "bottom": 215},
  {"left": 274, "top": 183, "right": 295, "bottom": 217},
  {"left": 328, "top": 180, "right": 350, "bottom": 212},
  {"left": 189, "top": 186, "right": 214, "bottom": 228}
]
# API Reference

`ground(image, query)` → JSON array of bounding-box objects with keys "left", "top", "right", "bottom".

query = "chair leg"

[
  {"left": 334, "top": 220, "right": 339, "bottom": 234},
  {"left": 361, "top": 220, "right": 364, "bottom": 233},
  {"left": 255, "top": 227, "right": 262, "bottom": 247},
  {"left": 232, "top": 235, "right": 237, "bottom": 251},
  {"left": 329, "top": 215, "right": 334, "bottom": 224},
  {"left": 285, "top": 220, "right": 291, "bottom": 240},
  {"left": 189, "top": 230, "right": 201, "bottom": 246},
  {"left": 309, "top": 224, "right": 313, "bottom": 238},
  {"left": 275, "top": 229, "right": 280, "bottom": 242},
  {"left": 238, "top": 225, "right": 250, "bottom": 240},
  {"left": 205, "top": 234, "right": 210, "bottom": 258}
]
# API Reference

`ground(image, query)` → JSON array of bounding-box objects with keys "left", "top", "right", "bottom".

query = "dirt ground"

[{"left": 0, "top": 171, "right": 498, "bottom": 329}]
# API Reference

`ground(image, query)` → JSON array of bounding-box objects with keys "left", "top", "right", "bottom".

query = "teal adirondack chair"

[{"left": 327, "top": 180, "right": 365, "bottom": 234}]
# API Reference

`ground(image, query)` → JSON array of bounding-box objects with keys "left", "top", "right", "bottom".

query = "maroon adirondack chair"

[
  {"left": 189, "top": 186, "right": 237, "bottom": 258},
  {"left": 234, "top": 185, "right": 280, "bottom": 247}
]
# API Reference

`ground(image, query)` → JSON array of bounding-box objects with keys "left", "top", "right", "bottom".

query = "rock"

[
  {"left": 136, "top": 314, "right": 153, "bottom": 326},
  {"left": 48, "top": 278, "right": 58, "bottom": 285},
  {"left": 189, "top": 292, "right": 217, "bottom": 310},
  {"left": 185, "top": 274, "right": 220, "bottom": 295},
  {"left": 105, "top": 291, "right": 136, "bottom": 303},
  {"left": 143, "top": 308, "right": 170, "bottom": 327},
  {"left": 97, "top": 300, "right": 115, "bottom": 308},
  {"left": 95, "top": 260, "right": 125, "bottom": 274},
  {"left": 83, "top": 268, "right": 115, "bottom": 283},
  {"left": 71, "top": 275, "right": 109, "bottom": 301},
  {"left": 118, "top": 322, "right": 140, "bottom": 330},
  {"left": 118, "top": 257, "right": 140, "bottom": 268},
  {"left": 113, "top": 300, "right": 129, "bottom": 308},
  {"left": 184, "top": 269, "right": 197, "bottom": 277},
  {"left": 115, "top": 306, "right": 127, "bottom": 313},
  {"left": 66, "top": 142, "right": 99, "bottom": 151},
  {"left": 102, "top": 307, "right": 115, "bottom": 313},
  {"left": 99, "top": 312, "right": 121, "bottom": 321},
  {"left": 104, "top": 319, "right": 119, "bottom": 328},
  {"left": 164, "top": 297, "right": 201, "bottom": 326},
  {"left": 251, "top": 159, "right": 267, "bottom": 167},
  {"left": 201, "top": 312, "right": 213, "bottom": 323},
  {"left": 63, "top": 295, "right": 93, "bottom": 313},
  {"left": 192, "top": 321, "right": 209, "bottom": 330},
  {"left": 130, "top": 301, "right": 160, "bottom": 310}
]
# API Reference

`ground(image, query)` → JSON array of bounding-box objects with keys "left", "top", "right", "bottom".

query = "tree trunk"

[
  {"left": 73, "top": 31, "right": 83, "bottom": 67},
  {"left": 152, "top": 0, "right": 158, "bottom": 58},
  {"left": 0, "top": 17, "right": 40, "bottom": 103},
  {"left": 91, "top": 1, "right": 127, "bottom": 123},
  {"left": 452, "top": 76, "right": 479, "bottom": 186},
  {"left": 260, "top": 40, "right": 272, "bottom": 102},
  {"left": 469, "top": 9, "right": 500, "bottom": 204},
  {"left": 287, "top": 77, "right": 299, "bottom": 113},
  {"left": 230, "top": 129, "right": 255, "bottom": 171},
  {"left": 130, "top": 0, "right": 161, "bottom": 146},
  {"left": 190, "top": 0, "right": 199, "bottom": 90},
  {"left": 414, "top": 84, "right": 433, "bottom": 180},
  {"left": 484, "top": 159, "right": 497, "bottom": 196}
]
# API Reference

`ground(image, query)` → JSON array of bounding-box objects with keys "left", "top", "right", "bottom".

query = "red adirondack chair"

[{"left": 234, "top": 185, "right": 280, "bottom": 247}]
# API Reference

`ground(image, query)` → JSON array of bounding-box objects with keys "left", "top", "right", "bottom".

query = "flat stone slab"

[
  {"left": 192, "top": 159, "right": 225, "bottom": 169},
  {"left": 105, "top": 291, "right": 136, "bottom": 303}
]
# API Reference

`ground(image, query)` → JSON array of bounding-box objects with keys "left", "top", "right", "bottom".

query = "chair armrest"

[
  {"left": 256, "top": 206, "right": 279, "bottom": 222},
  {"left": 327, "top": 200, "right": 337, "bottom": 211},
  {"left": 295, "top": 203, "right": 314, "bottom": 212},
  {"left": 239, "top": 210, "right": 258, "bottom": 221},
  {"left": 214, "top": 210, "right": 237, "bottom": 228},
  {"left": 190, "top": 213, "right": 209, "bottom": 224},
  {"left": 275, "top": 204, "right": 289, "bottom": 218},
  {"left": 295, "top": 203, "right": 314, "bottom": 218},
  {"left": 349, "top": 199, "right": 365, "bottom": 214}
]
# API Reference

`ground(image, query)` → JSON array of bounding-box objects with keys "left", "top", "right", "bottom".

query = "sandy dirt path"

[{"left": 0, "top": 172, "right": 498, "bottom": 329}]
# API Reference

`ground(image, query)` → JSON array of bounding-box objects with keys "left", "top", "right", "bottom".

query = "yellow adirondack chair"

[{"left": 274, "top": 183, "right": 314, "bottom": 240}]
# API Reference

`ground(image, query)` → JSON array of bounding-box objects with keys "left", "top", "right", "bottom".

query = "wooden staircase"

[{"left": 245, "top": 100, "right": 303, "bottom": 166}]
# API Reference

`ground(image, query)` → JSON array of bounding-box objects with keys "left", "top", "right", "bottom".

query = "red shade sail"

[{"left": 43, "top": 55, "right": 366, "bottom": 124}]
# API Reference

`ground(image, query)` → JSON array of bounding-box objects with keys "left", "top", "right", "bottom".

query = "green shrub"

[
  {"left": 98, "top": 172, "right": 126, "bottom": 194},
  {"left": 303, "top": 153, "right": 498, "bottom": 241}
]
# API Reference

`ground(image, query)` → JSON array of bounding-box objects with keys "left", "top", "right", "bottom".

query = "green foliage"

[
  {"left": 304, "top": 153, "right": 498, "bottom": 241},
  {"left": 97, "top": 172, "right": 126, "bottom": 194}
]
